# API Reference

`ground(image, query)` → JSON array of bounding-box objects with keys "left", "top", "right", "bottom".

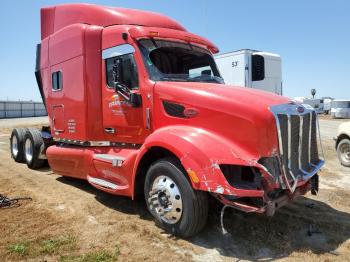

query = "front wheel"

[
  {"left": 144, "top": 158, "right": 208, "bottom": 238},
  {"left": 337, "top": 138, "right": 350, "bottom": 167}
]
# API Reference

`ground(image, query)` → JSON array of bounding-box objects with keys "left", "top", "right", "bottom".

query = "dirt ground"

[{"left": 0, "top": 117, "right": 350, "bottom": 261}]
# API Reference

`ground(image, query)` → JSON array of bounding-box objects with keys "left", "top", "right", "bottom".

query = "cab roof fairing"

[{"left": 40, "top": 3, "right": 187, "bottom": 40}]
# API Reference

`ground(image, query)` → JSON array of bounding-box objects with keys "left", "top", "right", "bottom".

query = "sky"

[{"left": 0, "top": 0, "right": 349, "bottom": 101}]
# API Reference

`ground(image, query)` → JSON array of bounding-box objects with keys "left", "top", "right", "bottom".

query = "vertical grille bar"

[
  {"left": 310, "top": 111, "right": 319, "bottom": 164},
  {"left": 287, "top": 115, "right": 291, "bottom": 172},
  {"left": 290, "top": 115, "right": 300, "bottom": 177},
  {"left": 308, "top": 112, "right": 312, "bottom": 164},
  {"left": 301, "top": 113, "right": 311, "bottom": 171},
  {"left": 298, "top": 115, "right": 303, "bottom": 170},
  {"left": 278, "top": 114, "right": 289, "bottom": 178}
]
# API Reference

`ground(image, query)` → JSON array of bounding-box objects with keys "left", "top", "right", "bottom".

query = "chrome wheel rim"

[
  {"left": 25, "top": 138, "right": 33, "bottom": 162},
  {"left": 340, "top": 142, "right": 350, "bottom": 163},
  {"left": 11, "top": 135, "right": 18, "bottom": 157},
  {"left": 148, "top": 175, "right": 183, "bottom": 224}
]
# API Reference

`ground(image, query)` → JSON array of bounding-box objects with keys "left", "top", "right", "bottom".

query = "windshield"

[{"left": 138, "top": 39, "right": 223, "bottom": 84}]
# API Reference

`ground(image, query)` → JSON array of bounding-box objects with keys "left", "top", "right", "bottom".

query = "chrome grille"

[{"left": 270, "top": 103, "right": 324, "bottom": 192}]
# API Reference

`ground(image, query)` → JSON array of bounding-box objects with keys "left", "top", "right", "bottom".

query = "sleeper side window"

[
  {"left": 52, "top": 71, "right": 63, "bottom": 91},
  {"left": 103, "top": 44, "right": 139, "bottom": 90}
]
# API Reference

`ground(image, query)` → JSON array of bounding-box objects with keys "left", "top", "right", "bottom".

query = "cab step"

[{"left": 87, "top": 176, "right": 119, "bottom": 190}]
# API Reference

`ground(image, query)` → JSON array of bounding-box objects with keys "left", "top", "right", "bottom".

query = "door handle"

[{"left": 104, "top": 127, "right": 115, "bottom": 134}]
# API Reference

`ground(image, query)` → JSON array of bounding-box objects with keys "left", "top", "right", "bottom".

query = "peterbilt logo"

[{"left": 297, "top": 106, "right": 305, "bottom": 113}]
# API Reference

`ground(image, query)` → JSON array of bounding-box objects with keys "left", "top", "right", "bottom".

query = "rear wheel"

[
  {"left": 24, "top": 129, "right": 45, "bottom": 169},
  {"left": 337, "top": 138, "right": 350, "bottom": 167},
  {"left": 144, "top": 158, "right": 208, "bottom": 238},
  {"left": 10, "top": 128, "right": 27, "bottom": 162}
]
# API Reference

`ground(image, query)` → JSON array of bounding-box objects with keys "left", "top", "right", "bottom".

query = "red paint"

[{"left": 40, "top": 4, "right": 313, "bottom": 214}]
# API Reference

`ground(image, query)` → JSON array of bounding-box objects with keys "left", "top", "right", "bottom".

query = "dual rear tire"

[
  {"left": 10, "top": 128, "right": 45, "bottom": 169},
  {"left": 10, "top": 128, "right": 26, "bottom": 163}
]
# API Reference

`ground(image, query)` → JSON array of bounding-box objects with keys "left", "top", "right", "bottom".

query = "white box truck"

[{"left": 215, "top": 49, "right": 283, "bottom": 95}]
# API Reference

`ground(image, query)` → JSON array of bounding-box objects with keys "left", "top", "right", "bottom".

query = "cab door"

[{"left": 101, "top": 44, "right": 148, "bottom": 144}]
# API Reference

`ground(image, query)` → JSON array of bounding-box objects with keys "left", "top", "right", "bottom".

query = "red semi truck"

[{"left": 10, "top": 4, "right": 324, "bottom": 237}]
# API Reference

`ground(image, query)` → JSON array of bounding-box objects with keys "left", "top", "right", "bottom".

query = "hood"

[{"left": 153, "top": 82, "right": 290, "bottom": 159}]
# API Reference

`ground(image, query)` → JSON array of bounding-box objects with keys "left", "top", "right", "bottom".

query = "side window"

[
  {"left": 103, "top": 44, "right": 139, "bottom": 90},
  {"left": 252, "top": 55, "right": 265, "bottom": 81},
  {"left": 52, "top": 71, "right": 62, "bottom": 91}
]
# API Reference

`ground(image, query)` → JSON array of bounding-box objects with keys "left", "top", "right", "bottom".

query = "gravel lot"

[{"left": 0, "top": 116, "right": 349, "bottom": 261}]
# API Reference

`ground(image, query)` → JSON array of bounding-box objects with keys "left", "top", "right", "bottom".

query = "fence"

[{"left": 0, "top": 101, "right": 47, "bottom": 119}]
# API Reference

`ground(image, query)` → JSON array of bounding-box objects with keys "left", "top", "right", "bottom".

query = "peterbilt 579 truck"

[{"left": 10, "top": 4, "right": 324, "bottom": 238}]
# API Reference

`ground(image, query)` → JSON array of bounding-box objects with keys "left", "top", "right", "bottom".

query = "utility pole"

[{"left": 311, "top": 89, "right": 316, "bottom": 99}]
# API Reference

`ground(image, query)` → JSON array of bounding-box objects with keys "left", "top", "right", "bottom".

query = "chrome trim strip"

[
  {"left": 275, "top": 116, "right": 284, "bottom": 155},
  {"left": 53, "top": 138, "right": 141, "bottom": 148},
  {"left": 87, "top": 176, "right": 118, "bottom": 190},
  {"left": 94, "top": 154, "right": 125, "bottom": 167},
  {"left": 90, "top": 141, "right": 110, "bottom": 146}
]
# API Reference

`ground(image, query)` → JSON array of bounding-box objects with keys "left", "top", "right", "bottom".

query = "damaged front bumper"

[{"left": 213, "top": 174, "right": 319, "bottom": 216}]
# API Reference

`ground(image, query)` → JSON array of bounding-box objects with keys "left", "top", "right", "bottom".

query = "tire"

[
  {"left": 10, "top": 128, "right": 27, "bottom": 163},
  {"left": 337, "top": 139, "right": 350, "bottom": 167},
  {"left": 23, "top": 128, "right": 45, "bottom": 169},
  {"left": 144, "top": 157, "right": 208, "bottom": 238}
]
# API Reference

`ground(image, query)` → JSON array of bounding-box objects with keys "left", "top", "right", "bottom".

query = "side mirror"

[{"left": 113, "top": 60, "right": 142, "bottom": 108}]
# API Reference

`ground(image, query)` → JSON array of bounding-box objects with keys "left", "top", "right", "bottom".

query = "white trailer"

[
  {"left": 331, "top": 100, "right": 350, "bottom": 118},
  {"left": 294, "top": 97, "right": 325, "bottom": 114},
  {"left": 215, "top": 49, "right": 282, "bottom": 95}
]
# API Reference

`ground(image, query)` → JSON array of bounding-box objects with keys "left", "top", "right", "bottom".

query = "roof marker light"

[{"left": 149, "top": 31, "right": 159, "bottom": 37}]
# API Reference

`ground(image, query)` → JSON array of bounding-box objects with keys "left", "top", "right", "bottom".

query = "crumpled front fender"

[{"left": 133, "top": 125, "right": 268, "bottom": 197}]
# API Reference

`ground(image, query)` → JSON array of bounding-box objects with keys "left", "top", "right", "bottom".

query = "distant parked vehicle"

[
  {"left": 295, "top": 98, "right": 324, "bottom": 114},
  {"left": 334, "top": 122, "right": 350, "bottom": 167},
  {"left": 323, "top": 98, "right": 333, "bottom": 114},
  {"left": 331, "top": 100, "right": 350, "bottom": 119}
]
